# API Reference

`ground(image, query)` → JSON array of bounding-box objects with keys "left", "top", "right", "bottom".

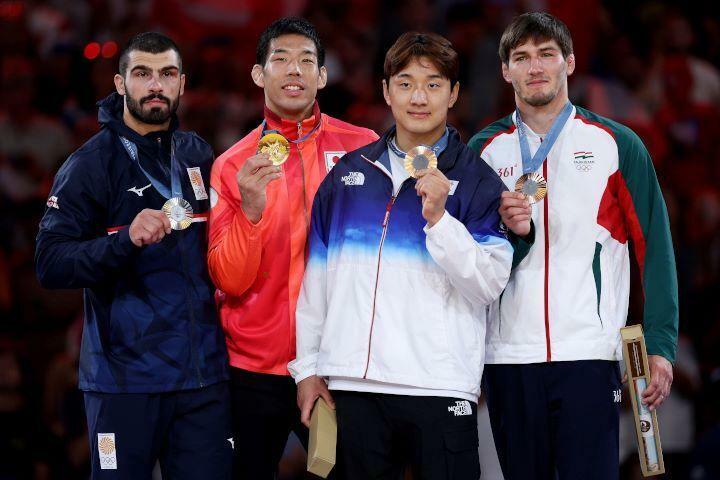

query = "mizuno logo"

[{"left": 127, "top": 184, "right": 152, "bottom": 197}]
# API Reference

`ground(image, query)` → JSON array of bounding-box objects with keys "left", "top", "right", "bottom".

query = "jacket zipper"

[
  {"left": 169, "top": 136, "right": 204, "bottom": 386},
  {"left": 543, "top": 160, "right": 551, "bottom": 362},
  {"left": 363, "top": 194, "right": 396, "bottom": 378},
  {"left": 360, "top": 156, "right": 413, "bottom": 378}
]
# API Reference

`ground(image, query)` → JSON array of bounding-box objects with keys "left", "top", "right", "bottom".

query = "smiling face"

[
  {"left": 383, "top": 56, "right": 458, "bottom": 145},
  {"left": 502, "top": 38, "right": 574, "bottom": 108},
  {"left": 114, "top": 49, "right": 185, "bottom": 126},
  {"left": 252, "top": 33, "right": 327, "bottom": 122}
]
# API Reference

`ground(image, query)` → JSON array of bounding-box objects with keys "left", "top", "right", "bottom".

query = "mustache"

[{"left": 140, "top": 94, "right": 170, "bottom": 105}]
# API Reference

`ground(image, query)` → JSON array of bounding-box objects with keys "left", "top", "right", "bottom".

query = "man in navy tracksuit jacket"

[{"left": 35, "top": 33, "right": 231, "bottom": 479}]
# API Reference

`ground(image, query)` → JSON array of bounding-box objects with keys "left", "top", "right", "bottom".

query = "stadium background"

[{"left": 1, "top": 0, "right": 719, "bottom": 478}]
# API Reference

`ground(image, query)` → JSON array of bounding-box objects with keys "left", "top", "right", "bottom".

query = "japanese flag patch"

[{"left": 324, "top": 151, "right": 346, "bottom": 173}]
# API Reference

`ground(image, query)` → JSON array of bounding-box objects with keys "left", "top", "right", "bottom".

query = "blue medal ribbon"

[
  {"left": 259, "top": 118, "right": 321, "bottom": 145},
  {"left": 119, "top": 135, "right": 183, "bottom": 200},
  {"left": 515, "top": 102, "right": 573, "bottom": 174},
  {"left": 387, "top": 127, "right": 450, "bottom": 159}
]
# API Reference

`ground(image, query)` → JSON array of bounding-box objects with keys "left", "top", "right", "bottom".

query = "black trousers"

[
  {"left": 483, "top": 360, "right": 622, "bottom": 480},
  {"left": 84, "top": 382, "right": 233, "bottom": 480},
  {"left": 333, "top": 391, "right": 480, "bottom": 480},
  {"left": 229, "top": 368, "right": 308, "bottom": 480}
]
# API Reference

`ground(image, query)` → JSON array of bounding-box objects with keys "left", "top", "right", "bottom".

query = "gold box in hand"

[
  {"left": 621, "top": 325, "right": 665, "bottom": 477},
  {"left": 307, "top": 397, "right": 337, "bottom": 478}
]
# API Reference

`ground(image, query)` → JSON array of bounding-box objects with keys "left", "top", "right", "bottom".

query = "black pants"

[
  {"left": 483, "top": 360, "right": 622, "bottom": 480},
  {"left": 229, "top": 368, "right": 308, "bottom": 479},
  {"left": 333, "top": 391, "right": 480, "bottom": 480},
  {"left": 84, "top": 382, "right": 233, "bottom": 480}
]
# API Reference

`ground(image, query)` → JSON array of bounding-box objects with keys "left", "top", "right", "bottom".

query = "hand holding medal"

[
  {"left": 499, "top": 191, "right": 531, "bottom": 237},
  {"left": 129, "top": 208, "right": 173, "bottom": 247}
]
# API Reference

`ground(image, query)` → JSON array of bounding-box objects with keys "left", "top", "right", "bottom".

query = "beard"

[
  {"left": 125, "top": 91, "right": 179, "bottom": 125},
  {"left": 522, "top": 90, "right": 557, "bottom": 107}
]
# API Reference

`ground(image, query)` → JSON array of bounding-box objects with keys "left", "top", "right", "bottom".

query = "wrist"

[{"left": 241, "top": 203, "right": 262, "bottom": 224}]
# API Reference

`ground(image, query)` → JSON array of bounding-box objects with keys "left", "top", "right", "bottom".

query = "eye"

[
  {"left": 302, "top": 58, "right": 315, "bottom": 64},
  {"left": 515, "top": 55, "right": 526, "bottom": 62},
  {"left": 542, "top": 52, "right": 555, "bottom": 57},
  {"left": 274, "top": 56, "right": 286, "bottom": 62},
  {"left": 399, "top": 82, "right": 411, "bottom": 88},
  {"left": 429, "top": 83, "right": 440, "bottom": 89},
  {"left": 135, "top": 71, "right": 147, "bottom": 77}
]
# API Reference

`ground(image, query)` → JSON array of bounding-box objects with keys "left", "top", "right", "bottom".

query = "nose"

[
  {"left": 528, "top": 56, "right": 543, "bottom": 75},
  {"left": 287, "top": 58, "right": 302, "bottom": 76},
  {"left": 410, "top": 87, "right": 427, "bottom": 105},
  {"left": 147, "top": 74, "right": 163, "bottom": 91}
]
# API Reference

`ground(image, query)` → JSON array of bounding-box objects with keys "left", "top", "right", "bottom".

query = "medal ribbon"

[
  {"left": 119, "top": 135, "right": 183, "bottom": 200},
  {"left": 260, "top": 118, "right": 321, "bottom": 145},
  {"left": 515, "top": 102, "right": 573, "bottom": 174},
  {"left": 387, "top": 127, "right": 450, "bottom": 158}
]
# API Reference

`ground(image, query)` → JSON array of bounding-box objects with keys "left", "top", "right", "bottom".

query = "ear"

[
  {"left": 317, "top": 65, "right": 328, "bottom": 90},
  {"left": 501, "top": 62, "right": 512, "bottom": 84},
  {"left": 251, "top": 64, "right": 264, "bottom": 88},
  {"left": 114, "top": 74, "right": 125, "bottom": 95},
  {"left": 448, "top": 81, "right": 459, "bottom": 108},
  {"left": 179, "top": 73, "right": 186, "bottom": 97},
  {"left": 566, "top": 53, "right": 576, "bottom": 77},
  {"left": 382, "top": 79, "right": 391, "bottom": 106}
]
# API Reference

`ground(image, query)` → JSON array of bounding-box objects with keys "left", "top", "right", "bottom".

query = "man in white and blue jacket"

[
  {"left": 35, "top": 33, "right": 231, "bottom": 479},
  {"left": 289, "top": 32, "right": 522, "bottom": 479}
]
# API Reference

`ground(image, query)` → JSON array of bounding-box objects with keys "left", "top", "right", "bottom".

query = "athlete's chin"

[{"left": 522, "top": 91, "right": 556, "bottom": 107}]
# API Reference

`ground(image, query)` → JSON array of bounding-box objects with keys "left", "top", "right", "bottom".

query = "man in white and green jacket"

[{"left": 469, "top": 12, "right": 678, "bottom": 480}]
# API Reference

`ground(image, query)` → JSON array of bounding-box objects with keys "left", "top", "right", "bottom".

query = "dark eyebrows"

[
  {"left": 270, "top": 47, "right": 317, "bottom": 57},
  {"left": 129, "top": 65, "right": 179, "bottom": 73},
  {"left": 394, "top": 72, "right": 445, "bottom": 81}
]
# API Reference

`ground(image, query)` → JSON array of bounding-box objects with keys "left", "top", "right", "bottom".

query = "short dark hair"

[
  {"left": 384, "top": 32, "right": 459, "bottom": 87},
  {"left": 119, "top": 32, "right": 182, "bottom": 77},
  {"left": 498, "top": 12, "right": 573, "bottom": 64},
  {"left": 256, "top": 17, "right": 325, "bottom": 67}
]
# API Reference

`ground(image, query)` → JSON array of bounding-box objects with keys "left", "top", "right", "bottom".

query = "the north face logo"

[
  {"left": 448, "top": 400, "right": 472, "bottom": 416},
  {"left": 341, "top": 171, "right": 365, "bottom": 186}
]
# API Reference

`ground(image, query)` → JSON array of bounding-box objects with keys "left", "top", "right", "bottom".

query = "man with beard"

[
  {"left": 468, "top": 13, "right": 678, "bottom": 479},
  {"left": 36, "top": 32, "right": 232, "bottom": 479},
  {"left": 207, "top": 17, "right": 377, "bottom": 479}
]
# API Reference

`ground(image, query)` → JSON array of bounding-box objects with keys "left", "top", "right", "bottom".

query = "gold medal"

[
  {"left": 515, "top": 172, "right": 547, "bottom": 204},
  {"left": 162, "top": 197, "right": 193, "bottom": 230},
  {"left": 258, "top": 132, "right": 290, "bottom": 166},
  {"left": 404, "top": 145, "right": 438, "bottom": 178}
]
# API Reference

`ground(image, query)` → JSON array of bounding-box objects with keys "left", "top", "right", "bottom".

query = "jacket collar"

[
  {"left": 263, "top": 101, "right": 322, "bottom": 142},
  {"left": 364, "top": 125, "right": 462, "bottom": 173}
]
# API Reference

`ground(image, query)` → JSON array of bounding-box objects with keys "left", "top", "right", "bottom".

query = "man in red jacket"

[{"left": 207, "top": 17, "right": 377, "bottom": 479}]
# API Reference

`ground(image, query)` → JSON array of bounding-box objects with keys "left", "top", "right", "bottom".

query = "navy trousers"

[
  {"left": 84, "top": 381, "right": 233, "bottom": 480},
  {"left": 483, "top": 360, "right": 622, "bottom": 480}
]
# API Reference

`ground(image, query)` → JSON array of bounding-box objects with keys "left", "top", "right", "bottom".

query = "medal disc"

[
  {"left": 162, "top": 197, "right": 193, "bottom": 230},
  {"left": 404, "top": 145, "right": 438, "bottom": 178},
  {"left": 514, "top": 172, "right": 547, "bottom": 204},
  {"left": 258, "top": 132, "right": 290, "bottom": 166}
]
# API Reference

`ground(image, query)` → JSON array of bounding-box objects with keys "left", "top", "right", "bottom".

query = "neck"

[
  {"left": 267, "top": 101, "right": 315, "bottom": 123},
  {"left": 123, "top": 108, "right": 169, "bottom": 136},
  {"left": 395, "top": 124, "right": 446, "bottom": 153},
  {"left": 516, "top": 92, "right": 569, "bottom": 135}
]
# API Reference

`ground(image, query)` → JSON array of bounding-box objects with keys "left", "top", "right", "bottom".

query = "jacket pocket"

[{"left": 592, "top": 242, "right": 603, "bottom": 328}]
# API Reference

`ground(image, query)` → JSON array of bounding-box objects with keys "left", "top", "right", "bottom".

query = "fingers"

[
  {"left": 300, "top": 397, "right": 314, "bottom": 428},
  {"left": 500, "top": 193, "right": 530, "bottom": 211},
  {"left": 319, "top": 388, "right": 335, "bottom": 409},
  {"left": 242, "top": 154, "right": 273, "bottom": 173},
  {"left": 641, "top": 375, "right": 670, "bottom": 411}
]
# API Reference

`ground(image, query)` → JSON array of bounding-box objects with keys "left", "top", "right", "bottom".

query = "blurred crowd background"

[{"left": 1, "top": 0, "right": 719, "bottom": 479}]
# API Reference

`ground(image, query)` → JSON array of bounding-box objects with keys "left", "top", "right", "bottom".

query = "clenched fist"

[
  {"left": 415, "top": 168, "right": 451, "bottom": 227},
  {"left": 499, "top": 191, "right": 532, "bottom": 237},
  {"left": 128, "top": 209, "right": 172, "bottom": 247},
  {"left": 236, "top": 153, "right": 282, "bottom": 224}
]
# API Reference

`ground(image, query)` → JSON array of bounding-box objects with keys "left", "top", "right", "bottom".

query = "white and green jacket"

[{"left": 468, "top": 105, "right": 678, "bottom": 364}]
